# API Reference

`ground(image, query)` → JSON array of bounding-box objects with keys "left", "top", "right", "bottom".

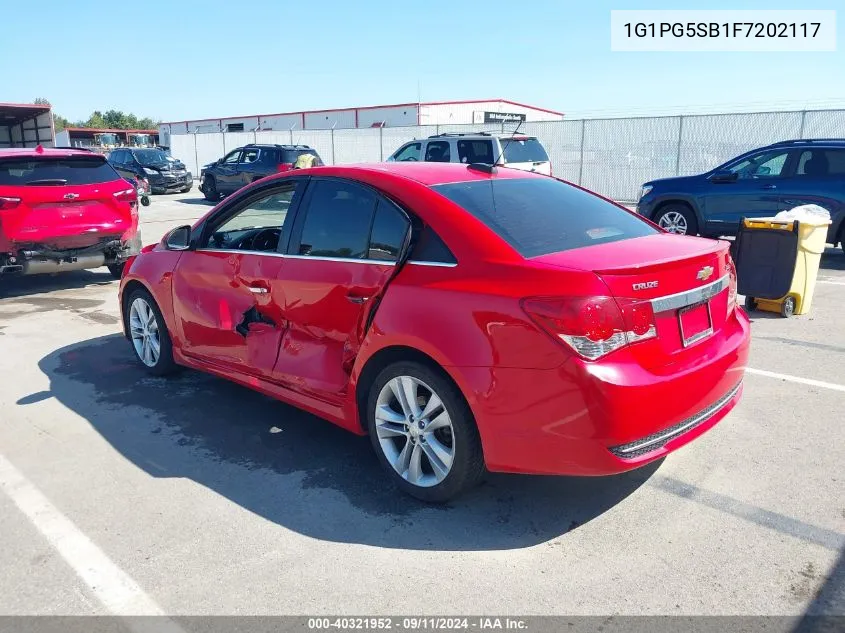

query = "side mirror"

[
  {"left": 710, "top": 170, "right": 738, "bottom": 183},
  {"left": 164, "top": 225, "right": 191, "bottom": 251}
]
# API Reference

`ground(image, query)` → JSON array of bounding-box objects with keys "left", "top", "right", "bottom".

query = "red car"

[
  {"left": 118, "top": 162, "right": 750, "bottom": 502},
  {"left": 0, "top": 146, "right": 140, "bottom": 279}
]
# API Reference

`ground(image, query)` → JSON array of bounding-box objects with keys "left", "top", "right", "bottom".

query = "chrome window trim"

[
  {"left": 650, "top": 274, "right": 730, "bottom": 314},
  {"left": 193, "top": 249, "right": 457, "bottom": 268}
]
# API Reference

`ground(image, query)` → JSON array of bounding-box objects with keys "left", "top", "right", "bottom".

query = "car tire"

[
  {"left": 366, "top": 361, "right": 485, "bottom": 503},
  {"left": 202, "top": 175, "right": 218, "bottom": 201},
  {"left": 125, "top": 288, "right": 178, "bottom": 376},
  {"left": 654, "top": 203, "right": 699, "bottom": 236},
  {"left": 107, "top": 263, "right": 125, "bottom": 279}
]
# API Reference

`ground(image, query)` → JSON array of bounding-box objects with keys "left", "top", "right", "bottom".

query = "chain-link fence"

[{"left": 172, "top": 108, "right": 845, "bottom": 202}]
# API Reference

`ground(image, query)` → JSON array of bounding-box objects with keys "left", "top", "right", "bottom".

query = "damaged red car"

[
  {"left": 119, "top": 162, "right": 750, "bottom": 502},
  {"left": 0, "top": 146, "right": 140, "bottom": 280}
]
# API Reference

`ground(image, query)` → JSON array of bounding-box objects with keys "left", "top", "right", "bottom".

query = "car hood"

[
  {"left": 141, "top": 161, "right": 186, "bottom": 172},
  {"left": 643, "top": 174, "right": 702, "bottom": 188}
]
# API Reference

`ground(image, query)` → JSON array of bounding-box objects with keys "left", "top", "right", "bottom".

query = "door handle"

[
  {"left": 248, "top": 286, "right": 268, "bottom": 294},
  {"left": 761, "top": 184, "right": 777, "bottom": 190},
  {"left": 346, "top": 294, "right": 369, "bottom": 304}
]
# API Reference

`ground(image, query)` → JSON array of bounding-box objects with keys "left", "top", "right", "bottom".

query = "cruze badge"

[
  {"left": 632, "top": 281, "right": 659, "bottom": 290},
  {"left": 697, "top": 266, "right": 714, "bottom": 281}
]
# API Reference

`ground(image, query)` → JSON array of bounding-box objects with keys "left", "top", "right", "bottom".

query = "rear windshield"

[
  {"left": 280, "top": 149, "right": 320, "bottom": 163},
  {"left": 501, "top": 138, "right": 549, "bottom": 164},
  {"left": 0, "top": 157, "right": 119, "bottom": 186},
  {"left": 432, "top": 177, "right": 657, "bottom": 257}
]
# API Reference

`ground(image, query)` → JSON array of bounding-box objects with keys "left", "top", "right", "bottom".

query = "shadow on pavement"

[
  {"left": 34, "top": 334, "right": 660, "bottom": 552},
  {"left": 0, "top": 270, "right": 115, "bottom": 299},
  {"left": 175, "top": 197, "right": 215, "bottom": 206}
]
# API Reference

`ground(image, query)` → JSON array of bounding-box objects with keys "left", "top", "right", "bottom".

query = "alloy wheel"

[
  {"left": 129, "top": 297, "right": 161, "bottom": 367},
  {"left": 374, "top": 376, "right": 455, "bottom": 488},
  {"left": 658, "top": 211, "right": 688, "bottom": 234}
]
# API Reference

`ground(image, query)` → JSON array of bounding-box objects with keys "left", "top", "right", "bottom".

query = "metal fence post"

[
  {"left": 193, "top": 133, "right": 198, "bottom": 179},
  {"left": 798, "top": 110, "right": 807, "bottom": 138},
  {"left": 289, "top": 128, "right": 294, "bottom": 145},
  {"left": 674, "top": 115, "right": 684, "bottom": 176},
  {"left": 577, "top": 119, "right": 586, "bottom": 186},
  {"left": 331, "top": 127, "right": 335, "bottom": 165},
  {"left": 222, "top": 131, "right": 226, "bottom": 154},
  {"left": 379, "top": 126, "right": 384, "bottom": 161}
]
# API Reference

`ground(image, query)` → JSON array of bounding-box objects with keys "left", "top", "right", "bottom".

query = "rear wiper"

[{"left": 25, "top": 179, "right": 68, "bottom": 186}]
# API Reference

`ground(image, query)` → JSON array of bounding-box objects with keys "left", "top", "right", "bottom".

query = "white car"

[{"left": 387, "top": 132, "right": 552, "bottom": 175}]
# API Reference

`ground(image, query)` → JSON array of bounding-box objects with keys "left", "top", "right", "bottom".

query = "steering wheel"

[{"left": 246, "top": 228, "right": 281, "bottom": 252}]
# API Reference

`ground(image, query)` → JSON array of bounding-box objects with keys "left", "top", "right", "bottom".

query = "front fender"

[
  {"left": 647, "top": 192, "right": 704, "bottom": 225},
  {"left": 118, "top": 248, "right": 184, "bottom": 342}
]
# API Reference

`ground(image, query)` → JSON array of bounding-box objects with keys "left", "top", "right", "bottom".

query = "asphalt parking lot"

[{"left": 0, "top": 188, "right": 843, "bottom": 617}]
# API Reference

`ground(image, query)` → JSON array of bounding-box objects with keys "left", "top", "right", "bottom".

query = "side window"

[
  {"left": 797, "top": 149, "right": 845, "bottom": 177},
  {"left": 424, "top": 141, "right": 451, "bottom": 163},
  {"left": 457, "top": 140, "right": 495, "bottom": 164},
  {"left": 109, "top": 151, "right": 123, "bottom": 165},
  {"left": 410, "top": 225, "right": 457, "bottom": 264},
  {"left": 368, "top": 200, "right": 409, "bottom": 261},
  {"left": 204, "top": 185, "right": 299, "bottom": 252},
  {"left": 392, "top": 143, "right": 421, "bottom": 162},
  {"left": 223, "top": 150, "right": 242, "bottom": 164},
  {"left": 296, "top": 180, "right": 377, "bottom": 258},
  {"left": 241, "top": 148, "right": 260, "bottom": 164},
  {"left": 728, "top": 150, "right": 789, "bottom": 179}
]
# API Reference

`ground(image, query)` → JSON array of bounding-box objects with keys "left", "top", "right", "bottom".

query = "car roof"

[
  {"left": 425, "top": 132, "right": 537, "bottom": 141},
  {"left": 307, "top": 161, "right": 543, "bottom": 186},
  {"left": 0, "top": 146, "right": 105, "bottom": 159}
]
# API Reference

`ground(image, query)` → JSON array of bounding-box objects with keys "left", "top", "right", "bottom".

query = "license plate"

[{"left": 678, "top": 301, "right": 713, "bottom": 347}]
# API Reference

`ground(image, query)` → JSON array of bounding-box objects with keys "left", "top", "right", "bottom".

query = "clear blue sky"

[{"left": 3, "top": 0, "right": 843, "bottom": 122}]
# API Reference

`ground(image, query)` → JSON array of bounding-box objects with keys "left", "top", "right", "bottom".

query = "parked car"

[
  {"left": 119, "top": 162, "right": 748, "bottom": 502},
  {"left": 108, "top": 148, "right": 193, "bottom": 195},
  {"left": 0, "top": 146, "right": 140, "bottom": 280},
  {"left": 199, "top": 144, "right": 323, "bottom": 201},
  {"left": 637, "top": 139, "right": 845, "bottom": 252},
  {"left": 387, "top": 132, "right": 552, "bottom": 175}
]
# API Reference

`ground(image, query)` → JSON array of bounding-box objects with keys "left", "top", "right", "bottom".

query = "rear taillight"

[
  {"left": 726, "top": 254, "right": 738, "bottom": 316},
  {"left": 276, "top": 163, "right": 293, "bottom": 172},
  {"left": 114, "top": 188, "right": 137, "bottom": 203},
  {"left": 522, "top": 295, "right": 657, "bottom": 361},
  {"left": 0, "top": 196, "right": 21, "bottom": 210}
]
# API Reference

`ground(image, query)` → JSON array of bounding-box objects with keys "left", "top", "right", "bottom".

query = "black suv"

[
  {"left": 637, "top": 139, "right": 845, "bottom": 252},
  {"left": 108, "top": 148, "right": 192, "bottom": 194},
  {"left": 199, "top": 144, "right": 322, "bottom": 201}
]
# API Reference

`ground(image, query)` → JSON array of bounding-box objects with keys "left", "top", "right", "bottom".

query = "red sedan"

[{"left": 118, "top": 162, "right": 750, "bottom": 502}]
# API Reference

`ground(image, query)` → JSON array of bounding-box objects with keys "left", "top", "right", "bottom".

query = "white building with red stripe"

[{"left": 160, "top": 99, "right": 563, "bottom": 144}]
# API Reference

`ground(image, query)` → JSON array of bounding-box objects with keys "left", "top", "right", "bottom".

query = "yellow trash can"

[{"left": 735, "top": 216, "right": 831, "bottom": 318}]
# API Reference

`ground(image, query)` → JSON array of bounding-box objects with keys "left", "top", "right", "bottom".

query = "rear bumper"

[
  {"left": 460, "top": 307, "right": 750, "bottom": 476},
  {"left": 0, "top": 233, "right": 142, "bottom": 276}
]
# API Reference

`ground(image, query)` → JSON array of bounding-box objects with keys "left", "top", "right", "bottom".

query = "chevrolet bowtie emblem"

[{"left": 697, "top": 266, "right": 714, "bottom": 281}]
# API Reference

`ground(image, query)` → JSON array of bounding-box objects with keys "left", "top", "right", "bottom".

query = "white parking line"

[
  {"left": 817, "top": 280, "right": 845, "bottom": 285},
  {"left": 0, "top": 453, "right": 185, "bottom": 631},
  {"left": 746, "top": 368, "right": 845, "bottom": 393}
]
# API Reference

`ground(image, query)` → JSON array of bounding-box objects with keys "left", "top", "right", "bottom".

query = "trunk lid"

[
  {"left": 534, "top": 234, "right": 733, "bottom": 366},
  {"left": 0, "top": 155, "right": 136, "bottom": 250}
]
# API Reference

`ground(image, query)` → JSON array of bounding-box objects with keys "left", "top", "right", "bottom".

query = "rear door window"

[
  {"left": 424, "top": 141, "right": 451, "bottom": 162},
  {"left": 501, "top": 138, "right": 549, "bottom": 164},
  {"left": 796, "top": 149, "right": 845, "bottom": 177},
  {"left": 0, "top": 157, "right": 121, "bottom": 186},
  {"left": 457, "top": 140, "right": 495, "bottom": 164},
  {"left": 368, "top": 200, "right": 409, "bottom": 261},
  {"left": 295, "top": 180, "right": 377, "bottom": 259},
  {"left": 432, "top": 177, "right": 657, "bottom": 258}
]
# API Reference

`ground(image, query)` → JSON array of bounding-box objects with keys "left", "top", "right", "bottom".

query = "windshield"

[
  {"left": 501, "top": 138, "right": 549, "bottom": 164},
  {"left": 0, "top": 157, "right": 119, "bottom": 186},
  {"left": 132, "top": 149, "right": 170, "bottom": 165},
  {"left": 432, "top": 177, "right": 657, "bottom": 257}
]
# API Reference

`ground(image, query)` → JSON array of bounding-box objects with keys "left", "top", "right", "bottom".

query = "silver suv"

[{"left": 387, "top": 132, "right": 552, "bottom": 175}]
